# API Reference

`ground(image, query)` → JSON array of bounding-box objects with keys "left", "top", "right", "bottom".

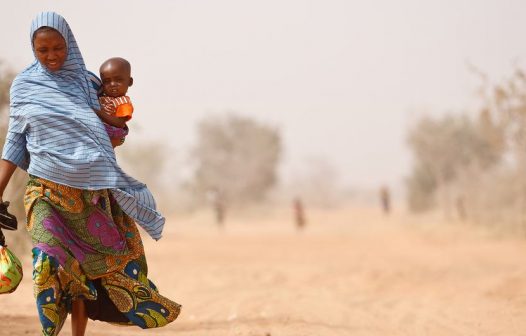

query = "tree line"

[{"left": 406, "top": 68, "right": 526, "bottom": 233}]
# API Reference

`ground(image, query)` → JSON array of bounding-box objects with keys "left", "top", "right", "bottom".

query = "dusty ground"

[{"left": 0, "top": 207, "right": 525, "bottom": 335}]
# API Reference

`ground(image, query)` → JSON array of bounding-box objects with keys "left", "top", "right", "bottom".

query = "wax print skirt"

[{"left": 24, "top": 176, "right": 180, "bottom": 336}]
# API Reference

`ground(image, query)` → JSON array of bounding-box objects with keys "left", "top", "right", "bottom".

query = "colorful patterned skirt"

[{"left": 24, "top": 176, "right": 181, "bottom": 336}]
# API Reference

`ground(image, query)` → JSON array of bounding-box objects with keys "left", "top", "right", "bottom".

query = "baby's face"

[{"left": 100, "top": 62, "right": 132, "bottom": 97}]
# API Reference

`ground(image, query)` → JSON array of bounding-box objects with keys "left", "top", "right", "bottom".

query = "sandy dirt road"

[{"left": 0, "top": 208, "right": 525, "bottom": 335}]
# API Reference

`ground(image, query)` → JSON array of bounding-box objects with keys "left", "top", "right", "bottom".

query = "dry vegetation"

[{"left": 406, "top": 68, "right": 526, "bottom": 235}]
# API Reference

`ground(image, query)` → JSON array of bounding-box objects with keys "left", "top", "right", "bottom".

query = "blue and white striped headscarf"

[{"left": 3, "top": 12, "right": 165, "bottom": 240}]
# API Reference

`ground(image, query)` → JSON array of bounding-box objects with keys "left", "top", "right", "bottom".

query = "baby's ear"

[{"left": 129, "top": 77, "right": 134, "bottom": 87}]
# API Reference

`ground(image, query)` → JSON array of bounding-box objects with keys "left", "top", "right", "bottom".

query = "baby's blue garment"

[{"left": 2, "top": 12, "right": 164, "bottom": 240}]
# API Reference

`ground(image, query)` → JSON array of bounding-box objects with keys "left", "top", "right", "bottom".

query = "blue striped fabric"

[{"left": 2, "top": 12, "right": 165, "bottom": 240}]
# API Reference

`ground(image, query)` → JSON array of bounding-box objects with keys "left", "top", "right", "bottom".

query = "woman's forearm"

[{"left": 0, "top": 160, "right": 17, "bottom": 200}]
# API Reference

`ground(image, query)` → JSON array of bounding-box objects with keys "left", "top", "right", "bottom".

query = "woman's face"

[{"left": 33, "top": 29, "right": 67, "bottom": 72}]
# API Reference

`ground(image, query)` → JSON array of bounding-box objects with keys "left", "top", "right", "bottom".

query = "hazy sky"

[{"left": 1, "top": 1, "right": 525, "bottom": 190}]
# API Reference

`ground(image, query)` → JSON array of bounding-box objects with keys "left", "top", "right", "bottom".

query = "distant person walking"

[
  {"left": 293, "top": 197, "right": 306, "bottom": 230},
  {"left": 380, "top": 186, "right": 391, "bottom": 215},
  {"left": 456, "top": 195, "right": 466, "bottom": 221},
  {"left": 207, "top": 188, "right": 225, "bottom": 227}
]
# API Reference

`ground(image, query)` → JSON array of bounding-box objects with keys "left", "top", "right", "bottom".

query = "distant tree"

[
  {"left": 406, "top": 66, "right": 526, "bottom": 230},
  {"left": 116, "top": 139, "right": 179, "bottom": 214},
  {"left": 406, "top": 163, "right": 437, "bottom": 212},
  {"left": 0, "top": 62, "right": 15, "bottom": 126},
  {"left": 482, "top": 69, "right": 526, "bottom": 166},
  {"left": 479, "top": 68, "right": 526, "bottom": 226},
  {"left": 406, "top": 114, "right": 502, "bottom": 213},
  {"left": 289, "top": 157, "right": 342, "bottom": 208},
  {"left": 190, "top": 114, "right": 281, "bottom": 206},
  {"left": 119, "top": 141, "right": 166, "bottom": 191}
]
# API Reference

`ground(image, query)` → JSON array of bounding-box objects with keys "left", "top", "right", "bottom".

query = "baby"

[{"left": 95, "top": 57, "right": 134, "bottom": 147}]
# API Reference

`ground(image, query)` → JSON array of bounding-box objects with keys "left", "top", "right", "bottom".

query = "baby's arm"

[{"left": 93, "top": 109, "right": 127, "bottom": 129}]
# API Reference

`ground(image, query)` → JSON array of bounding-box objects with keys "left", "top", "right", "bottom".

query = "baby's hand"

[
  {"left": 100, "top": 102, "right": 114, "bottom": 114},
  {"left": 111, "top": 137, "right": 125, "bottom": 148}
]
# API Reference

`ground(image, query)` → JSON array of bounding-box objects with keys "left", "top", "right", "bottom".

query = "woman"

[{"left": 0, "top": 12, "right": 180, "bottom": 336}]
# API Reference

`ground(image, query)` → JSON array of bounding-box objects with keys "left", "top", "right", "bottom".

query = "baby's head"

[{"left": 99, "top": 57, "right": 133, "bottom": 97}]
